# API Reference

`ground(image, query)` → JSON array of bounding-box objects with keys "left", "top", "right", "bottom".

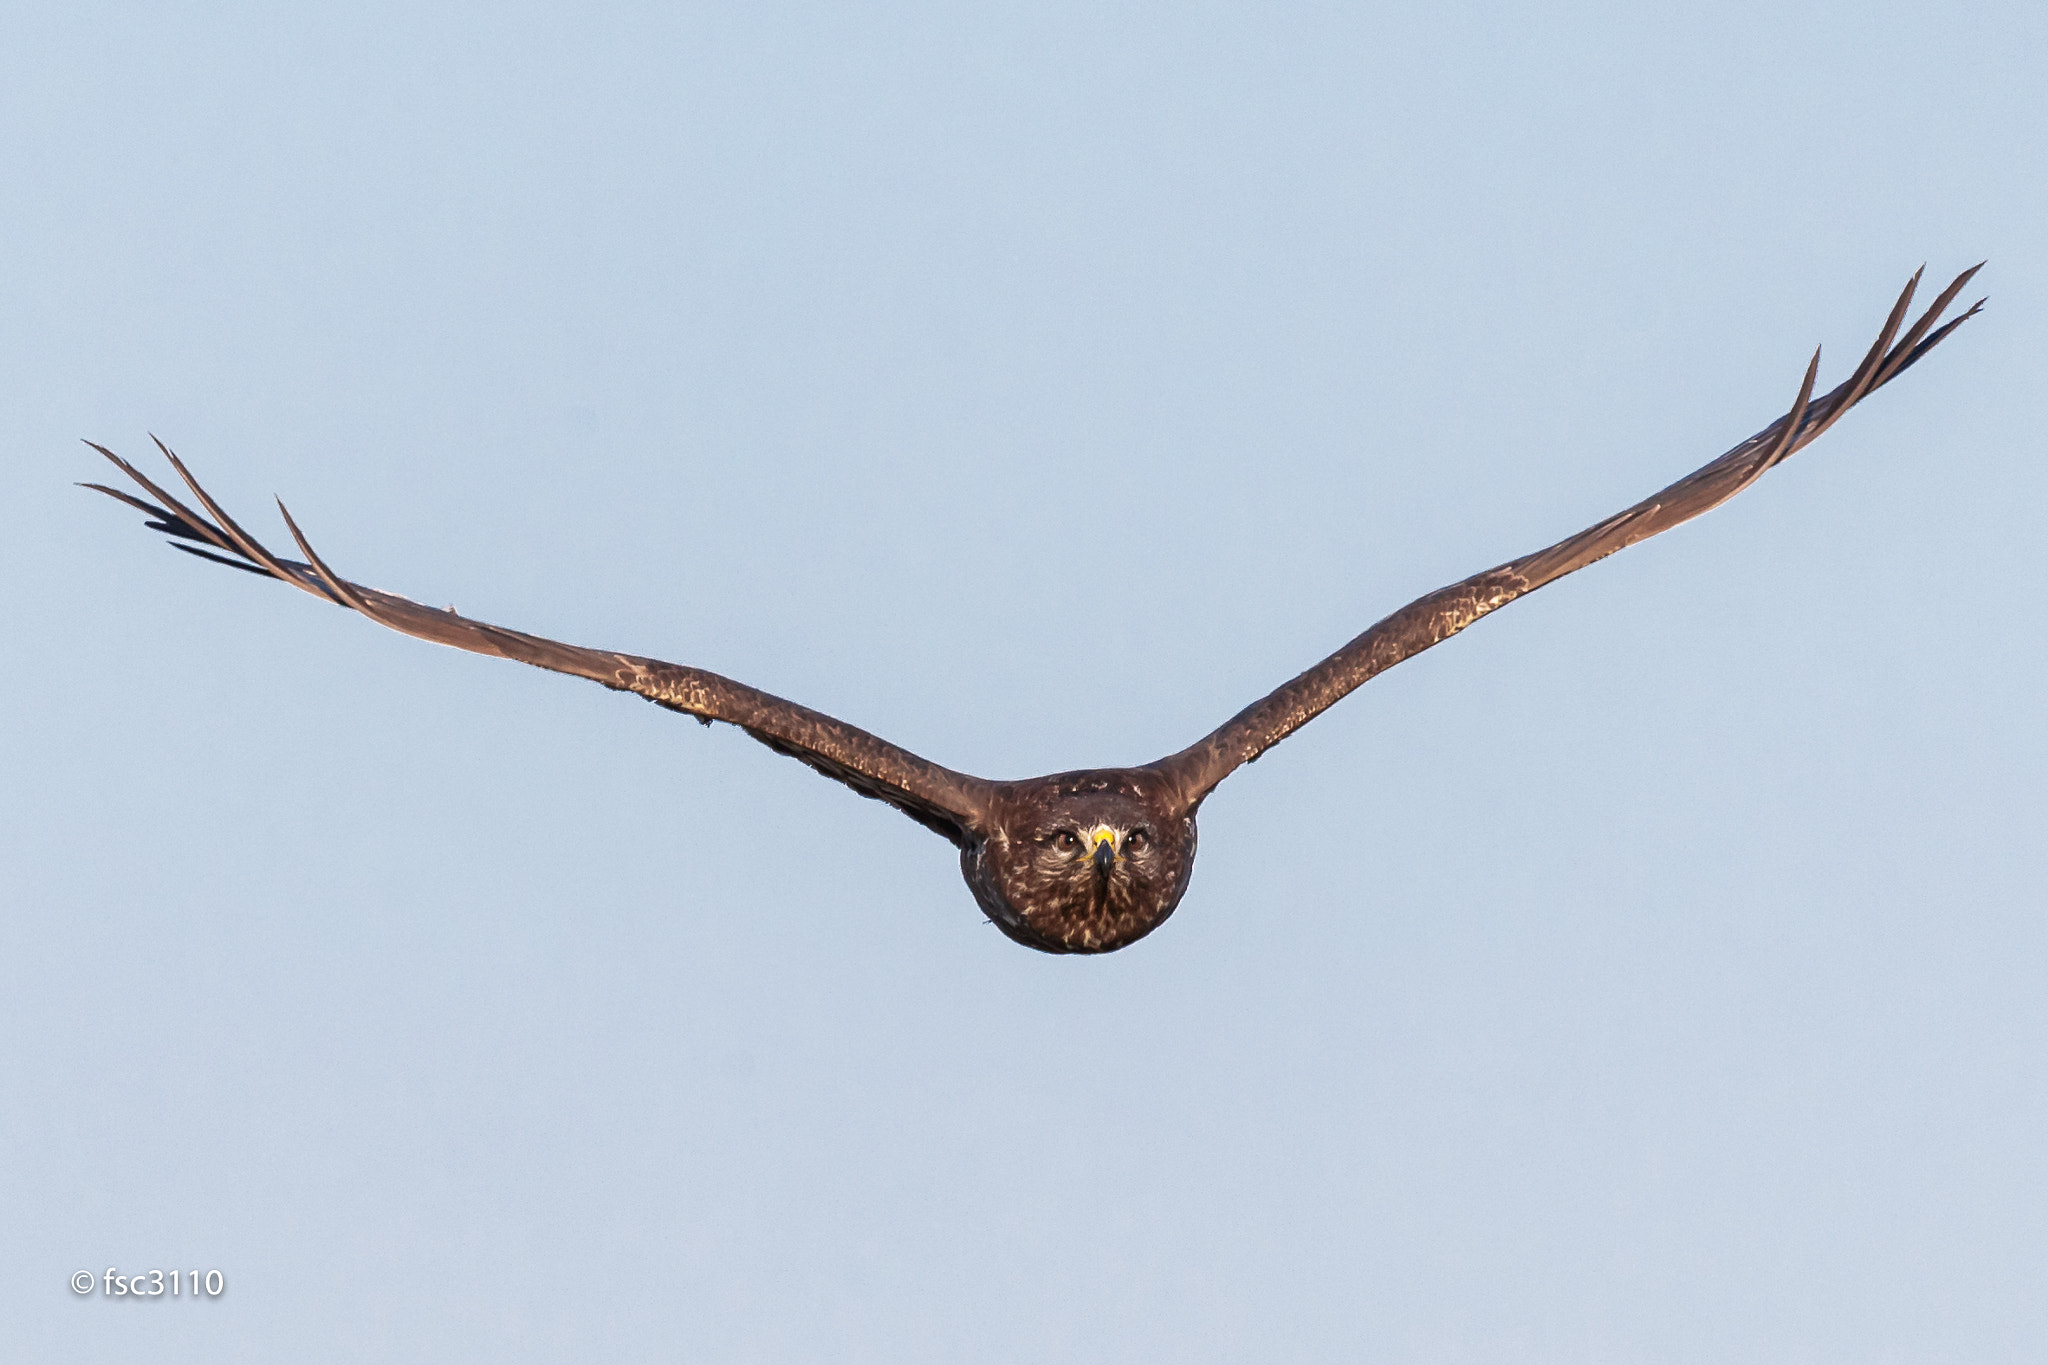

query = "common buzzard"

[{"left": 89, "top": 266, "right": 1982, "bottom": 953}]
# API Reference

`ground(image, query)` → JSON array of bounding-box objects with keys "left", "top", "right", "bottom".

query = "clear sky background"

[{"left": 3, "top": 2, "right": 2043, "bottom": 1360}]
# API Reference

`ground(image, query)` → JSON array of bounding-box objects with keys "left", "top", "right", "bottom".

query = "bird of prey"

[{"left": 89, "top": 266, "right": 1982, "bottom": 954}]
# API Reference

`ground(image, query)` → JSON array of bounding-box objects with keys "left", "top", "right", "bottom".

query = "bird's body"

[
  {"left": 967, "top": 769, "right": 1198, "bottom": 953},
  {"left": 88, "top": 267, "right": 1983, "bottom": 953}
]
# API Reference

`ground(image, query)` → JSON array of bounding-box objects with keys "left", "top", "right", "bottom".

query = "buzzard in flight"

[{"left": 90, "top": 267, "right": 1982, "bottom": 953}]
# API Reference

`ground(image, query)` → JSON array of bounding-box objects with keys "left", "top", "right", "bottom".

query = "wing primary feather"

[
  {"left": 1873, "top": 263, "right": 1981, "bottom": 387},
  {"left": 273, "top": 499, "right": 376, "bottom": 615},
  {"left": 155, "top": 436, "right": 314, "bottom": 593},
  {"left": 85, "top": 442, "right": 246, "bottom": 563},
  {"left": 87, "top": 441, "right": 345, "bottom": 606},
  {"left": 1761, "top": 347, "right": 1823, "bottom": 473},
  {"left": 1798, "top": 269, "right": 1917, "bottom": 446},
  {"left": 169, "top": 542, "right": 274, "bottom": 575},
  {"left": 1885, "top": 296, "right": 1984, "bottom": 383},
  {"left": 79, "top": 482, "right": 178, "bottom": 522}
]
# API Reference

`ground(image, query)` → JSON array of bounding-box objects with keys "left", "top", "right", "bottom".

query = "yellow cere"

[{"left": 1088, "top": 826, "right": 1119, "bottom": 855}]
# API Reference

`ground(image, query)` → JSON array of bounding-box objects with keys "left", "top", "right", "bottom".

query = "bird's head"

[{"left": 962, "top": 771, "right": 1198, "bottom": 953}]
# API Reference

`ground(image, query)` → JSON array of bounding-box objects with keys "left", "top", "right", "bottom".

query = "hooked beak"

[{"left": 1091, "top": 832, "right": 1116, "bottom": 880}]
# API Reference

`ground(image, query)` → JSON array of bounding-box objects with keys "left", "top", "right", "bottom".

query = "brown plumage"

[{"left": 87, "top": 267, "right": 1983, "bottom": 953}]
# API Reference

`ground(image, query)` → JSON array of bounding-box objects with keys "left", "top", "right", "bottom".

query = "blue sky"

[{"left": 4, "top": 2, "right": 2044, "bottom": 1359}]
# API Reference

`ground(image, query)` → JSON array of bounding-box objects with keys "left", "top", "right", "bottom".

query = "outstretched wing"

[
  {"left": 86, "top": 444, "right": 994, "bottom": 846},
  {"left": 1153, "top": 265, "right": 1984, "bottom": 808}
]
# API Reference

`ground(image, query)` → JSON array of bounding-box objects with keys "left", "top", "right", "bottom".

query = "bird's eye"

[
  {"left": 1127, "top": 828, "right": 1148, "bottom": 851},
  {"left": 1052, "top": 831, "right": 1081, "bottom": 852}
]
